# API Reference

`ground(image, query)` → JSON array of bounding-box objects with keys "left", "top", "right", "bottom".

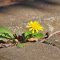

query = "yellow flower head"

[{"left": 26, "top": 21, "right": 44, "bottom": 33}]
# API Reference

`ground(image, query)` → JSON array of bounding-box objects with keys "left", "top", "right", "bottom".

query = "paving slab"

[{"left": 0, "top": 42, "right": 60, "bottom": 60}]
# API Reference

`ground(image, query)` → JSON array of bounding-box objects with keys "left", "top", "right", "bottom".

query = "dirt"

[{"left": 0, "top": 1, "right": 60, "bottom": 60}]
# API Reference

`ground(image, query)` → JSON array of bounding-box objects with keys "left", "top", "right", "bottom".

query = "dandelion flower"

[{"left": 26, "top": 21, "right": 44, "bottom": 33}]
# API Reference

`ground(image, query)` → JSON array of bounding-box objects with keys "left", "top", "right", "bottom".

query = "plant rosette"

[{"left": 23, "top": 21, "right": 45, "bottom": 42}]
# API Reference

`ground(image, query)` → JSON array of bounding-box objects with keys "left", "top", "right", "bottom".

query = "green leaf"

[
  {"left": 23, "top": 31, "right": 32, "bottom": 40},
  {"left": 24, "top": 31, "right": 32, "bottom": 37},
  {"left": 33, "top": 33, "right": 44, "bottom": 39},
  {"left": 23, "top": 31, "right": 44, "bottom": 41},
  {"left": 0, "top": 27, "right": 14, "bottom": 40},
  {"left": 16, "top": 43, "right": 25, "bottom": 48}
]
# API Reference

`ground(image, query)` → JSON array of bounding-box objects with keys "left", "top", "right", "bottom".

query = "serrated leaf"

[
  {"left": 16, "top": 43, "right": 25, "bottom": 48},
  {"left": 33, "top": 33, "right": 44, "bottom": 39}
]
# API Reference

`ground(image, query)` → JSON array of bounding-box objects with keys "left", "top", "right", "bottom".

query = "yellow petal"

[
  {"left": 26, "top": 21, "right": 44, "bottom": 33},
  {"left": 36, "top": 29, "right": 38, "bottom": 33},
  {"left": 29, "top": 28, "right": 33, "bottom": 31},
  {"left": 32, "top": 30, "right": 34, "bottom": 33},
  {"left": 30, "top": 21, "right": 33, "bottom": 24},
  {"left": 40, "top": 27, "right": 44, "bottom": 31}
]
